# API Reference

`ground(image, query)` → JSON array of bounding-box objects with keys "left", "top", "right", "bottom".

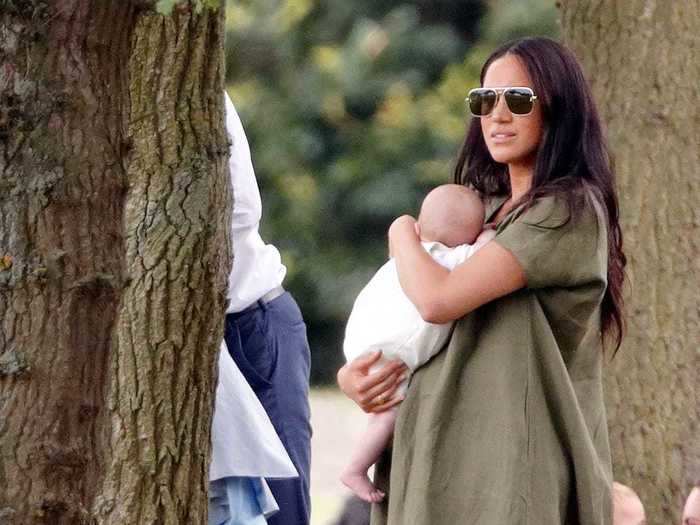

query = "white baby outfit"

[{"left": 343, "top": 235, "right": 493, "bottom": 385}]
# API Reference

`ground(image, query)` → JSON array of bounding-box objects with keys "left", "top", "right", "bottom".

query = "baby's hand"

[
  {"left": 391, "top": 222, "right": 421, "bottom": 254},
  {"left": 388, "top": 214, "right": 417, "bottom": 256}
]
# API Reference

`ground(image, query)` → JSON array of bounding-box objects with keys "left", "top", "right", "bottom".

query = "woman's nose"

[{"left": 490, "top": 94, "right": 512, "bottom": 122}]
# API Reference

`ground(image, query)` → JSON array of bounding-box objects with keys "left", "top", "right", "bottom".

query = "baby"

[
  {"left": 340, "top": 183, "right": 495, "bottom": 502},
  {"left": 683, "top": 484, "right": 700, "bottom": 525},
  {"left": 612, "top": 482, "right": 645, "bottom": 525}
]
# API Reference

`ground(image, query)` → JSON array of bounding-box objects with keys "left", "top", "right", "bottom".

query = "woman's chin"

[
  {"left": 488, "top": 152, "right": 517, "bottom": 165},
  {"left": 487, "top": 147, "right": 534, "bottom": 167}
]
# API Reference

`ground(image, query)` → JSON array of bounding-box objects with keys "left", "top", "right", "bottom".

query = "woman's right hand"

[{"left": 336, "top": 351, "right": 408, "bottom": 413}]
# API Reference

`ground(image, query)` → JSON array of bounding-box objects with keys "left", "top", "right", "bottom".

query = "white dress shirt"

[{"left": 223, "top": 92, "right": 286, "bottom": 313}]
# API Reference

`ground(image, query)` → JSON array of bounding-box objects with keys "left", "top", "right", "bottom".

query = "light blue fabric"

[{"left": 209, "top": 476, "right": 279, "bottom": 525}]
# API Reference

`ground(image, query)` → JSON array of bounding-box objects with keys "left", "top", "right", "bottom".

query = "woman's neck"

[{"left": 507, "top": 162, "right": 533, "bottom": 202}]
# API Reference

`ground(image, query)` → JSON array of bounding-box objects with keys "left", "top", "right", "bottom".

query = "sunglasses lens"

[
  {"left": 468, "top": 89, "right": 497, "bottom": 116},
  {"left": 504, "top": 88, "right": 534, "bottom": 115}
]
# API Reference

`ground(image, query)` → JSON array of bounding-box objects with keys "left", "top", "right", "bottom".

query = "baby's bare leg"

[{"left": 340, "top": 408, "right": 397, "bottom": 503}]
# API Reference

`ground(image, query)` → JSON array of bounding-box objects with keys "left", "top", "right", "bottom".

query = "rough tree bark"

[
  {"left": 559, "top": 2, "right": 700, "bottom": 523},
  {"left": 0, "top": 1, "right": 229, "bottom": 524}
]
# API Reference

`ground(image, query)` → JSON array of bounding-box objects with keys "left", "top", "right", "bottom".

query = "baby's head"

[
  {"left": 612, "top": 482, "right": 646, "bottom": 525},
  {"left": 417, "top": 184, "right": 484, "bottom": 247}
]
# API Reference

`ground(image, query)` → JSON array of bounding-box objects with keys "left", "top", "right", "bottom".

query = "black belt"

[{"left": 231, "top": 286, "right": 285, "bottom": 317}]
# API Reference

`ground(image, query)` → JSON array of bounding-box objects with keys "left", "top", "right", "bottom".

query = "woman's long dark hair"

[{"left": 454, "top": 37, "right": 626, "bottom": 354}]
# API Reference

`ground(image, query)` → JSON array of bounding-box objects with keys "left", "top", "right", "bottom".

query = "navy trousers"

[{"left": 225, "top": 292, "right": 312, "bottom": 525}]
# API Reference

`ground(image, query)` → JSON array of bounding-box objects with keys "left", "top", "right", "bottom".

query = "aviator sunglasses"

[{"left": 466, "top": 86, "right": 538, "bottom": 117}]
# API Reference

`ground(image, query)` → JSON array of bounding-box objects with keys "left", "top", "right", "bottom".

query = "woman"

[{"left": 337, "top": 37, "right": 626, "bottom": 525}]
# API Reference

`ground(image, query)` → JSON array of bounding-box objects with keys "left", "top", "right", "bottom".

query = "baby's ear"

[{"left": 414, "top": 222, "right": 421, "bottom": 237}]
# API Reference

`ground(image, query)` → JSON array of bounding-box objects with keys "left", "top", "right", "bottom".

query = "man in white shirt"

[{"left": 221, "top": 92, "right": 312, "bottom": 525}]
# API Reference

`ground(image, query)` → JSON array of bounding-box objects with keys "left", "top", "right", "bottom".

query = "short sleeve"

[{"left": 494, "top": 193, "right": 608, "bottom": 289}]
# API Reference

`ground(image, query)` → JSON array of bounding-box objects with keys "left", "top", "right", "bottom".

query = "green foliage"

[
  {"left": 482, "top": 0, "right": 559, "bottom": 45},
  {"left": 225, "top": 0, "right": 558, "bottom": 384}
]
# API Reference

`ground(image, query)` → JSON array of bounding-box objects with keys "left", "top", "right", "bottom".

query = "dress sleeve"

[{"left": 493, "top": 193, "right": 608, "bottom": 289}]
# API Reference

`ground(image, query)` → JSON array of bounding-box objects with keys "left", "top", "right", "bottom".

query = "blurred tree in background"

[{"left": 225, "top": 0, "right": 558, "bottom": 384}]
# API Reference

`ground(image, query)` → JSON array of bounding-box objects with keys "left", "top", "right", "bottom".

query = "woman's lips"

[{"left": 490, "top": 131, "right": 516, "bottom": 144}]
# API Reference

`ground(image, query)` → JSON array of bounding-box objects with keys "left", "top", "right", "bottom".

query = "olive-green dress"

[{"left": 371, "top": 193, "right": 613, "bottom": 525}]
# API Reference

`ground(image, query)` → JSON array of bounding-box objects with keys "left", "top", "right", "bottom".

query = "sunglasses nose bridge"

[{"left": 490, "top": 91, "right": 512, "bottom": 120}]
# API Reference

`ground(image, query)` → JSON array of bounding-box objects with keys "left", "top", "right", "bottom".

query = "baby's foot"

[{"left": 340, "top": 470, "right": 386, "bottom": 503}]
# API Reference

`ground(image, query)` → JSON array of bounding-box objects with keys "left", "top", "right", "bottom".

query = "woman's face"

[{"left": 480, "top": 54, "right": 544, "bottom": 169}]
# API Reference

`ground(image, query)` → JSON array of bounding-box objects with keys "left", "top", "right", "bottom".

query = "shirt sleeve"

[
  {"left": 224, "top": 91, "right": 262, "bottom": 232},
  {"left": 493, "top": 193, "right": 608, "bottom": 289}
]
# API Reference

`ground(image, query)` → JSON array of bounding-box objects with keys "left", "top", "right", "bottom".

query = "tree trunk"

[
  {"left": 0, "top": 2, "right": 229, "bottom": 524},
  {"left": 559, "top": 2, "right": 700, "bottom": 523}
]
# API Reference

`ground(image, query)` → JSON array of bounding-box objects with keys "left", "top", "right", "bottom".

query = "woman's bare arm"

[{"left": 389, "top": 215, "right": 526, "bottom": 323}]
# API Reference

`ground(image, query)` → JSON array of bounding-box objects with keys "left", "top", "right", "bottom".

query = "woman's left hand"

[{"left": 337, "top": 352, "right": 408, "bottom": 413}]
